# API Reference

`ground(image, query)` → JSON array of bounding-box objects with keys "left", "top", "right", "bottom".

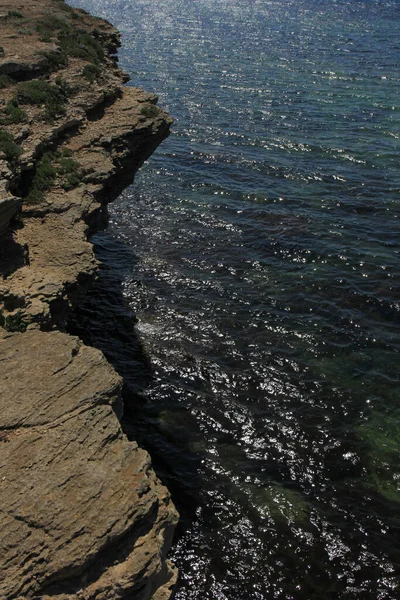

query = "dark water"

[{"left": 68, "top": 0, "right": 400, "bottom": 597}]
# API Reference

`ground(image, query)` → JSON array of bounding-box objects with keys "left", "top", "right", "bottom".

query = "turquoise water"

[{"left": 69, "top": 0, "right": 400, "bottom": 597}]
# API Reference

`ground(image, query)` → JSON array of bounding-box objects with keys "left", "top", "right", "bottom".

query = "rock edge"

[{"left": 0, "top": 1, "right": 179, "bottom": 598}]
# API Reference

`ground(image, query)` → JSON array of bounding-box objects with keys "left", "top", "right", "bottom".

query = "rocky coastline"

[{"left": 0, "top": 1, "right": 178, "bottom": 598}]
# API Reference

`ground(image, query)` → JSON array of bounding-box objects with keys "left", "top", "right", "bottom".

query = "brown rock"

[
  {"left": 0, "top": 1, "right": 172, "bottom": 328},
  {"left": 0, "top": 330, "right": 179, "bottom": 599},
  {"left": 0, "top": 0, "right": 179, "bottom": 598},
  {"left": 0, "top": 193, "right": 22, "bottom": 237}
]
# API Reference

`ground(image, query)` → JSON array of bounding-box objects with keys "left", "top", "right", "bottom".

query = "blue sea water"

[{"left": 69, "top": 0, "right": 400, "bottom": 598}]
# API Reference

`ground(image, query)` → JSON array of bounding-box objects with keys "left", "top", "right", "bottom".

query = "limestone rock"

[
  {"left": 0, "top": 0, "right": 179, "bottom": 598},
  {"left": 0, "top": 330, "right": 179, "bottom": 599},
  {"left": 0, "top": 0, "right": 172, "bottom": 328}
]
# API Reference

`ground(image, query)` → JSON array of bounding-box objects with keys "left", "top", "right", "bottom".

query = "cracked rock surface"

[
  {"left": 0, "top": 0, "right": 172, "bottom": 328},
  {"left": 0, "top": 331, "right": 178, "bottom": 600}
]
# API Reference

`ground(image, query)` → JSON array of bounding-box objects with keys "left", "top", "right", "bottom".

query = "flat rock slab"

[{"left": 0, "top": 330, "right": 178, "bottom": 599}]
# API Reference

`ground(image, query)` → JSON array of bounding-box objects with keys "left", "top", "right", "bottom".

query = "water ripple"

[{"left": 69, "top": 0, "right": 400, "bottom": 597}]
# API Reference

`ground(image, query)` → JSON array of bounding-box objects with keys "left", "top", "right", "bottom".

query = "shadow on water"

[
  {"left": 67, "top": 229, "right": 203, "bottom": 532},
  {"left": 65, "top": 229, "right": 400, "bottom": 598}
]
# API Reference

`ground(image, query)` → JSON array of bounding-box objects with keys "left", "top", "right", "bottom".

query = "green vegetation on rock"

[
  {"left": 17, "top": 80, "right": 66, "bottom": 122},
  {"left": 0, "top": 74, "right": 14, "bottom": 89},
  {"left": 26, "top": 152, "right": 57, "bottom": 204},
  {"left": 61, "top": 3, "right": 82, "bottom": 18},
  {"left": 0, "top": 129, "right": 22, "bottom": 165},
  {"left": 39, "top": 49, "right": 68, "bottom": 72},
  {"left": 36, "top": 16, "right": 104, "bottom": 65},
  {"left": 1, "top": 98, "right": 28, "bottom": 125},
  {"left": 34, "top": 12, "right": 107, "bottom": 94},
  {"left": 82, "top": 63, "right": 101, "bottom": 82},
  {"left": 6, "top": 10, "right": 23, "bottom": 19},
  {"left": 25, "top": 149, "right": 83, "bottom": 204},
  {"left": 140, "top": 104, "right": 160, "bottom": 118},
  {"left": 56, "top": 152, "right": 82, "bottom": 190},
  {"left": 36, "top": 15, "right": 67, "bottom": 38},
  {"left": 60, "top": 28, "right": 104, "bottom": 64},
  {"left": 17, "top": 27, "right": 33, "bottom": 36},
  {"left": 0, "top": 311, "right": 27, "bottom": 333},
  {"left": 54, "top": 77, "right": 73, "bottom": 97}
]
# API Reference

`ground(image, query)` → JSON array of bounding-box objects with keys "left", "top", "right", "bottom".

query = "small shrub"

[
  {"left": 0, "top": 74, "right": 13, "bottom": 89},
  {"left": 53, "top": 77, "right": 73, "bottom": 97},
  {"left": 17, "top": 28, "right": 33, "bottom": 36},
  {"left": 140, "top": 104, "right": 160, "bottom": 118},
  {"left": 26, "top": 152, "right": 57, "bottom": 204},
  {"left": 17, "top": 80, "right": 66, "bottom": 121},
  {"left": 0, "top": 47, "right": 4, "bottom": 57},
  {"left": 36, "top": 16, "right": 68, "bottom": 41},
  {"left": 64, "top": 172, "right": 81, "bottom": 189},
  {"left": 62, "top": 4, "right": 81, "bottom": 17},
  {"left": 2, "top": 311, "right": 28, "bottom": 333},
  {"left": 35, "top": 17, "right": 106, "bottom": 73},
  {"left": 38, "top": 49, "right": 68, "bottom": 72},
  {"left": 82, "top": 63, "right": 101, "bottom": 82},
  {"left": 59, "top": 29, "right": 104, "bottom": 64},
  {"left": 25, "top": 150, "right": 82, "bottom": 202},
  {"left": 0, "top": 129, "right": 21, "bottom": 165},
  {"left": 57, "top": 156, "right": 78, "bottom": 172},
  {"left": 60, "top": 147, "right": 73, "bottom": 157},
  {"left": 39, "top": 32, "right": 52, "bottom": 43},
  {"left": 57, "top": 155, "right": 82, "bottom": 190},
  {"left": 1, "top": 98, "right": 28, "bottom": 124},
  {"left": 7, "top": 10, "right": 23, "bottom": 19},
  {"left": 44, "top": 102, "right": 65, "bottom": 122},
  {"left": 18, "top": 79, "right": 57, "bottom": 104}
]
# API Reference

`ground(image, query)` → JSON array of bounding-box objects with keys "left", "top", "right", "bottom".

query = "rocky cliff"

[{"left": 0, "top": 1, "right": 178, "bottom": 598}]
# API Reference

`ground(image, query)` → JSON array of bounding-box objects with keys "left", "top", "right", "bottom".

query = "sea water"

[{"left": 68, "top": 0, "right": 400, "bottom": 598}]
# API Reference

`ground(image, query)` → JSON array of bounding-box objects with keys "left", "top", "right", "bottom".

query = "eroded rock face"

[
  {"left": 0, "top": 0, "right": 179, "bottom": 597},
  {"left": 0, "top": 331, "right": 178, "bottom": 599}
]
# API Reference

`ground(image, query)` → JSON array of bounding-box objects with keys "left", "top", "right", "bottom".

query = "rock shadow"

[
  {"left": 0, "top": 232, "right": 28, "bottom": 278},
  {"left": 67, "top": 229, "right": 203, "bottom": 531}
]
